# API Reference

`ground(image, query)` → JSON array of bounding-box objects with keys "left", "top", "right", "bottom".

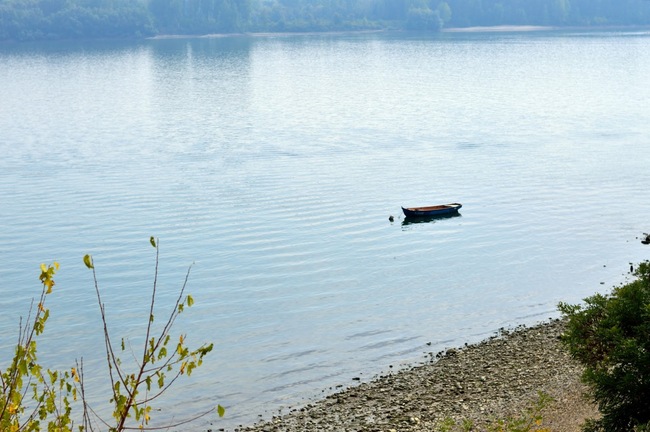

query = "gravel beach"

[{"left": 235, "top": 319, "right": 598, "bottom": 432}]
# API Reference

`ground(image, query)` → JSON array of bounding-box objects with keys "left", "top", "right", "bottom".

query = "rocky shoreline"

[{"left": 236, "top": 319, "right": 598, "bottom": 432}]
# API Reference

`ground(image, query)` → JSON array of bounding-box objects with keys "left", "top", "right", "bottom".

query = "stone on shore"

[{"left": 237, "top": 319, "right": 598, "bottom": 432}]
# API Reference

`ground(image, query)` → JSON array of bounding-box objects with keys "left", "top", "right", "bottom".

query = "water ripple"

[{"left": 2, "top": 31, "right": 650, "bottom": 430}]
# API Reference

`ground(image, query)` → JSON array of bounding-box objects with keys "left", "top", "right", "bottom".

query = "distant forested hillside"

[{"left": 2, "top": 0, "right": 650, "bottom": 42}]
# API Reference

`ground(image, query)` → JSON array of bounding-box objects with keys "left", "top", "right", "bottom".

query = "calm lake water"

[{"left": 1, "top": 29, "right": 650, "bottom": 430}]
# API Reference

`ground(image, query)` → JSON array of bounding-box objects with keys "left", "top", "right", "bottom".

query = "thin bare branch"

[
  {"left": 155, "top": 265, "right": 193, "bottom": 353},
  {"left": 135, "top": 369, "right": 183, "bottom": 405},
  {"left": 120, "top": 406, "right": 216, "bottom": 431},
  {"left": 90, "top": 264, "right": 127, "bottom": 402},
  {"left": 143, "top": 238, "right": 160, "bottom": 368}
]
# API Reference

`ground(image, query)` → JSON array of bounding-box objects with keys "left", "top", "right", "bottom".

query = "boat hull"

[{"left": 401, "top": 203, "right": 462, "bottom": 218}]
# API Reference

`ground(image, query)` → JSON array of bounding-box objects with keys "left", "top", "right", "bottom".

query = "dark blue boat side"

[{"left": 401, "top": 203, "right": 462, "bottom": 217}]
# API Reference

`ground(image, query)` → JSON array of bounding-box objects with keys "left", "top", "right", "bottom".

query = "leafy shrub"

[{"left": 558, "top": 261, "right": 650, "bottom": 432}]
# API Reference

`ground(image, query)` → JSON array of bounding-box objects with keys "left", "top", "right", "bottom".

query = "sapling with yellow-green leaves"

[
  {"left": 80, "top": 237, "right": 224, "bottom": 431},
  {"left": 1, "top": 237, "right": 224, "bottom": 432},
  {"left": 1, "top": 261, "right": 75, "bottom": 431}
]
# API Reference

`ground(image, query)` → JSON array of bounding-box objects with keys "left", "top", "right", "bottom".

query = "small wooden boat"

[{"left": 401, "top": 203, "right": 462, "bottom": 217}]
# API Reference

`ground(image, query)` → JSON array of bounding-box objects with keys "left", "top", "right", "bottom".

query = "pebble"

[{"left": 238, "top": 319, "right": 585, "bottom": 432}]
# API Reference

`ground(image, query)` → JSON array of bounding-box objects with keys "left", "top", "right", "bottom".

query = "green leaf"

[
  {"left": 83, "top": 254, "right": 94, "bottom": 269},
  {"left": 150, "top": 236, "right": 156, "bottom": 248},
  {"left": 217, "top": 404, "right": 226, "bottom": 417},
  {"left": 187, "top": 295, "right": 194, "bottom": 307},
  {"left": 198, "top": 343, "right": 214, "bottom": 356},
  {"left": 18, "top": 359, "right": 28, "bottom": 376}
]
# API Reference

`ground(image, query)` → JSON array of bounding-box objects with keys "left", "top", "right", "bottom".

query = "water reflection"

[
  {"left": 401, "top": 212, "right": 462, "bottom": 226},
  {"left": 3, "top": 30, "right": 650, "bottom": 431},
  {"left": 147, "top": 35, "right": 254, "bottom": 61}
]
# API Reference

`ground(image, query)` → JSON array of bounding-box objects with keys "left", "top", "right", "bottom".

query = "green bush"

[{"left": 558, "top": 261, "right": 650, "bottom": 432}]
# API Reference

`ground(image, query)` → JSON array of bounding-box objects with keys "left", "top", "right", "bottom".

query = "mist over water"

[{"left": 1, "top": 30, "right": 650, "bottom": 429}]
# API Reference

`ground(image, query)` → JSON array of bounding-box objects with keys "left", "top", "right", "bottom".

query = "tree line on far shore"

[{"left": 2, "top": 0, "right": 650, "bottom": 42}]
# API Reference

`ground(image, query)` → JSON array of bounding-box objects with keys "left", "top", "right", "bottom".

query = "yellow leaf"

[
  {"left": 83, "top": 254, "right": 94, "bottom": 269},
  {"left": 39, "top": 262, "right": 58, "bottom": 293},
  {"left": 71, "top": 367, "right": 80, "bottom": 383}
]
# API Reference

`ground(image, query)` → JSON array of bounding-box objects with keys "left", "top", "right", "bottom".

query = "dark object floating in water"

[
  {"left": 388, "top": 215, "right": 394, "bottom": 222},
  {"left": 401, "top": 203, "right": 462, "bottom": 218},
  {"left": 642, "top": 233, "right": 650, "bottom": 245}
]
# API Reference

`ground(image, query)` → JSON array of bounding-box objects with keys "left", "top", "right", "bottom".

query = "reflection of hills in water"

[{"left": 401, "top": 212, "right": 462, "bottom": 226}]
